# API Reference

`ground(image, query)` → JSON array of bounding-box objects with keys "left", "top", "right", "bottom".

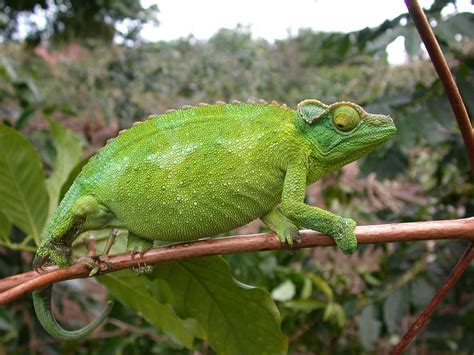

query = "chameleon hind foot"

[
  {"left": 127, "top": 233, "right": 154, "bottom": 275},
  {"left": 33, "top": 241, "right": 72, "bottom": 269},
  {"left": 32, "top": 255, "right": 49, "bottom": 273},
  {"left": 133, "top": 262, "right": 154, "bottom": 276}
]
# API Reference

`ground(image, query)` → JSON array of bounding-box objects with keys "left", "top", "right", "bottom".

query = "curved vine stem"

[
  {"left": 393, "top": 1, "right": 474, "bottom": 353},
  {"left": 1, "top": 218, "right": 474, "bottom": 305}
]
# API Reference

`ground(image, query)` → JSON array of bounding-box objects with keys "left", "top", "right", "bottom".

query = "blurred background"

[{"left": 0, "top": 0, "right": 473, "bottom": 353}]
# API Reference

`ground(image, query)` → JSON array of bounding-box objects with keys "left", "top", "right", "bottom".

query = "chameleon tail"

[{"left": 32, "top": 286, "right": 113, "bottom": 340}]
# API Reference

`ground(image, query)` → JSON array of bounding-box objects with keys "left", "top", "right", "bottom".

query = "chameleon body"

[{"left": 32, "top": 99, "right": 396, "bottom": 340}]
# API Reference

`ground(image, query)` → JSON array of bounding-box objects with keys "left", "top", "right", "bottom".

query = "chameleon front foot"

[{"left": 331, "top": 217, "right": 357, "bottom": 254}]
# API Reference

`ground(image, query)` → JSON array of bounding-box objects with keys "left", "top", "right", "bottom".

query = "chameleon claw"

[
  {"left": 133, "top": 261, "right": 153, "bottom": 276},
  {"left": 88, "top": 265, "right": 100, "bottom": 277},
  {"left": 32, "top": 255, "right": 49, "bottom": 272},
  {"left": 34, "top": 265, "right": 47, "bottom": 274},
  {"left": 277, "top": 225, "right": 301, "bottom": 246}
]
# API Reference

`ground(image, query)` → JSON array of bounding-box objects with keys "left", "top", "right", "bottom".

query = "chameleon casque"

[{"left": 32, "top": 99, "right": 396, "bottom": 340}]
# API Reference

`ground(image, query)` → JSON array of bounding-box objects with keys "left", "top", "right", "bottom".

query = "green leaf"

[
  {"left": 323, "top": 302, "right": 335, "bottom": 321},
  {"left": 410, "top": 278, "right": 435, "bottom": 309},
  {"left": 0, "top": 212, "right": 11, "bottom": 241},
  {"left": 0, "top": 125, "right": 49, "bottom": 245},
  {"left": 332, "top": 303, "right": 346, "bottom": 328},
  {"left": 301, "top": 277, "right": 312, "bottom": 299},
  {"left": 153, "top": 256, "right": 288, "bottom": 355},
  {"left": 284, "top": 299, "right": 326, "bottom": 312},
  {"left": 45, "top": 119, "right": 82, "bottom": 217},
  {"left": 99, "top": 270, "right": 202, "bottom": 348},
  {"left": 309, "top": 274, "right": 334, "bottom": 302},
  {"left": 323, "top": 302, "right": 346, "bottom": 328},
  {"left": 383, "top": 288, "right": 408, "bottom": 334},
  {"left": 15, "top": 106, "right": 37, "bottom": 131},
  {"left": 358, "top": 305, "right": 381, "bottom": 351},
  {"left": 272, "top": 280, "right": 296, "bottom": 302}
]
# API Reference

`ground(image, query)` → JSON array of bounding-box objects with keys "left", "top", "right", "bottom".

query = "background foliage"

[{"left": 0, "top": 0, "right": 473, "bottom": 353}]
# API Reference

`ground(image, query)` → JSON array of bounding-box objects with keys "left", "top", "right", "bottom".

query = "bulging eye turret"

[{"left": 332, "top": 106, "right": 360, "bottom": 132}]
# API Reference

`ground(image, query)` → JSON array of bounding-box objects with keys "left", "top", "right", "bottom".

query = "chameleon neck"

[{"left": 295, "top": 114, "right": 345, "bottom": 183}]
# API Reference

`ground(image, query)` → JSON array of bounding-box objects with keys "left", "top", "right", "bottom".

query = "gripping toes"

[
  {"left": 35, "top": 242, "right": 72, "bottom": 269},
  {"left": 331, "top": 218, "right": 357, "bottom": 254},
  {"left": 277, "top": 223, "right": 301, "bottom": 246}
]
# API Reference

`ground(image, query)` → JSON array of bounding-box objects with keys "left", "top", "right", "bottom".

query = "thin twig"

[
  {"left": 0, "top": 218, "right": 473, "bottom": 305},
  {"left": 391, "top": 243, "right": 474, "bottom": 354},
  {"left": 394, "top": 1, "right": 474, "bottom": 352}
]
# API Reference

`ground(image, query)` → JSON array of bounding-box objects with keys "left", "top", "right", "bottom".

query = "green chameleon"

[{"left": 32, "top": 99, "right": 396, "bottom": 340}]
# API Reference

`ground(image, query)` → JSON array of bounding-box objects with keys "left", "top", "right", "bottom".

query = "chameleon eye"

[{"left": 332, "top": 106, "right": 360, "bottom": 132}]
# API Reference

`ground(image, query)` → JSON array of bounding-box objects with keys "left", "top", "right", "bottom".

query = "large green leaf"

[
  {"left": 45, "top": 119, "right": 82, "bottom": 217},
  {"left": 0, "top": 125, "right": 49, "bottom": 245},
  {"left": 99, "top": 269, "right": 202, "bottom": 349},
  {"left": 153, "top": 256, "right": 288, "bottom": 355}
]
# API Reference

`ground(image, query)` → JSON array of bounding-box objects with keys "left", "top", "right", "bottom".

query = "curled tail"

[
  {"left": 33, "top": 184, "right": 116, "bottom": 340},
  {"left": 33, "top": 286, "right": 113, "bottom": 340}
]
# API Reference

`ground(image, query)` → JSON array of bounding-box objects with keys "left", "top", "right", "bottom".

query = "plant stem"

[{"left": 0, "top": 217, "right": 473, "bottom": 304}]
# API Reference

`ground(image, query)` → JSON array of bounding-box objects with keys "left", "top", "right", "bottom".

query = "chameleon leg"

[
  {"left": 102, "top": 229, "right": 120, "bottom": 256},
  {"left": 260, "top": 207, "right": 301, "bottom": 245},
  {"left": 33, "top": 195, "right": 116, "bottom": 269},
  {"left": 280, "top": 161, "right": 357, "bottom": 254},
  {"left": 127, "top": 233, "right": 154, "bottom": 275},
  {"left": 32, "top": 194, "right": 115, "bottom": 340},
  {"left": 87, "top": 229, "right": 120, "bottom": 277}
]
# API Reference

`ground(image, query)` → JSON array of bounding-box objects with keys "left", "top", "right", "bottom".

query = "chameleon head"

[{"left": 296, "top": 99, "right": 397, "bottom": 167}]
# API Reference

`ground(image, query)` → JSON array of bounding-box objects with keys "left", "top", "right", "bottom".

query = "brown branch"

[
  {"left": 391, "top": 243, "right": 474, "bottom": 354},
  {"left": 0, "top": 218, "right": 473, "bottom": 305},
  {"left": 394, "top": 1, "right": 474, "bottom": 353}
]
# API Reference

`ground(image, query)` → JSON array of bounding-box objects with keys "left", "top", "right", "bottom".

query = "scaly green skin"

[{"left": 32, "top": 99, "right": 396, "bottom": 340}]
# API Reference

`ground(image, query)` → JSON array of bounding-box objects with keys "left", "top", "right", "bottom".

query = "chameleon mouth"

[{"left": 372, "top": 125, "right": 397, "bottom": 144}]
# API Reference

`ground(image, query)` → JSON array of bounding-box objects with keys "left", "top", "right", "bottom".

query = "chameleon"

[{"left": 32, "top": 99, "right": 396, "bottom": 340}]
